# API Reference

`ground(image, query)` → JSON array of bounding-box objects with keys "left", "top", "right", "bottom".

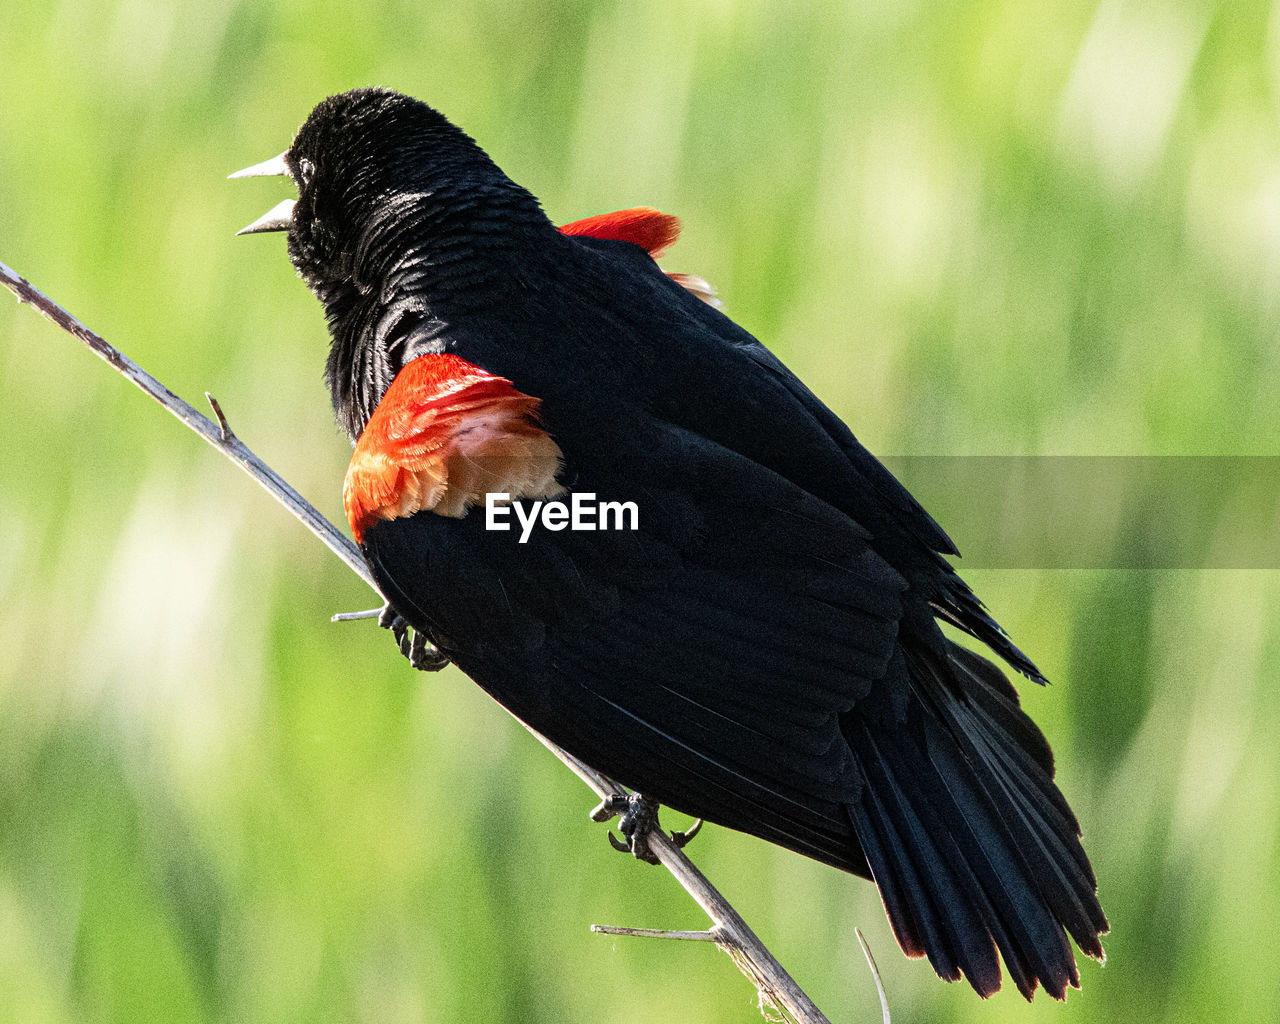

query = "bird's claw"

[
  {"left": 378, "top": 602, "right": 450, "bottom": 672},
  {"left": 671, "top": 818, "right": 704, "bottom": 849},
  {"left": 595, "top": 792, "right": 666, "bottom": 865},
  {"left": 607, "top": 830, "right": 632, "bottom": 855},
  {"left": 407, "top": 630, "right": 450, "bottom": 671}
]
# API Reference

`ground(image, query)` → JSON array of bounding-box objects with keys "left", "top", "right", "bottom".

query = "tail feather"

[
  {"left": 913, "top": 698, "right": 1078, "bottom": 997},
  {"left": 856, "top": 710, "right": 1065, "bottom": 999},
  {"left": 847, "top": 640, "right": 1107, "bottom": 999},
  {"left": 942, "top": 651, "right": 1108, "bottom": 949},
  {"left": 949, "top": 645, "right": 1057, "bottom": 778},
  {"left": 853, "top": 724, "right": 1009, "bottom": 995},
  {"left": 952, "top": 705, "right": 1105, "bottom": 950}
]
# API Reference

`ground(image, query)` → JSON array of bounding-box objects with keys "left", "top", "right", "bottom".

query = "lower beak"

[{"left": 236, "top": 199, "right": 296, "bottom": 235}]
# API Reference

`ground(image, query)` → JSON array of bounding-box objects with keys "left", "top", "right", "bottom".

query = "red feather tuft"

[
  {"left": 344, "top": 354, "right": 563, "bottom": 543},
  {"left": 557, "top": 207, "right": 720, "bottom": 306},
  {"left": 557, "top": 207, "right": 681, "bottom": 258}
]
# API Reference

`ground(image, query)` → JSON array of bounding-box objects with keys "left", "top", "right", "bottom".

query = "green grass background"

[{"left": 3, "top": 1, "right": 1279, "bottom": 1021}]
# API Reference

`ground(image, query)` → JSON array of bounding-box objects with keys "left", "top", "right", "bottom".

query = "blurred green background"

[{"left": 2, "top": 1, "right": 1278, "bottom": 1021}]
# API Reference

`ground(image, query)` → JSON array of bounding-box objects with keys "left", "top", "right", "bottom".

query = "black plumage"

[{"left": 242, "top": 87, "right": 1107, "bottom": 999}]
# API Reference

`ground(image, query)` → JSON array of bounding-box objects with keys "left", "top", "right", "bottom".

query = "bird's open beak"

[{"left": 230, "top": 152, "right": 295, "bottom": 235}]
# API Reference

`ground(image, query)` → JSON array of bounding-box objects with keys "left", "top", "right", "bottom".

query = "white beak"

[
  {"left": 236, "top": 199, "right": 296, "bottom": 235},
  {"left": 227, "top": 152, "right": 291, "bottom": 179}
]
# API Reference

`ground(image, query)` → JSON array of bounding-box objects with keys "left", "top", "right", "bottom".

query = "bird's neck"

[
  {"left": 322, "top": 181, "right": 558, "bottom": 441},
  {"left": 356, "top": 181, "right": 551, "bottom": 304}
]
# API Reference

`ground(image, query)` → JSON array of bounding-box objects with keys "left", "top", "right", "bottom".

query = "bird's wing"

[
  {"left": 552, "top": 232, "right": 1042, "bottom": 678},
  {"left": 361, "top": 421, "right": 915, "bottom": 873}
]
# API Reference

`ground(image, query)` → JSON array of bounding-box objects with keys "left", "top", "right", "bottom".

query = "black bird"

[{"left": 233, "top": 87, "right": 1107, "bottom": 999}]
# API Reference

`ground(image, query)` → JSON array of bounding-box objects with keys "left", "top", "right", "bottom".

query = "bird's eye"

[{"left": 298, "top": 158, "right": 316, "bottom": 188}]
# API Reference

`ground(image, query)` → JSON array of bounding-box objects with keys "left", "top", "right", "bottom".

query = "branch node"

[{"left": 205, "top": 392, "right": 236, "bottom": 443}]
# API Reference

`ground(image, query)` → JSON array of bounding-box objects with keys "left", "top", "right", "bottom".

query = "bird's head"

[
  {"left": 233, "top": 88, "right": 541, "bottom": 298},
  {"left": 231, "top": 88, "right": 549, "bottom": 438}
]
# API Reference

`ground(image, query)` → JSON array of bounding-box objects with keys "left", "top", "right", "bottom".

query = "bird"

[{"left": 231, "top": 87, "right": 1107, "bottom": 1000}]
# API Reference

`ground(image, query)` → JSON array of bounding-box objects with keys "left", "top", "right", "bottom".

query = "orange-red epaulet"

[{"left": 344, "top": 354, "right": 563, "bottom": 544}]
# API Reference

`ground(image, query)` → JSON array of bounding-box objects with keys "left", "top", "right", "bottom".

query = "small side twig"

[
  {"left": 3, "top": 257, "right": 845, "bottom": 1024},
  {"left": 205, "top": 392, "right": 236, "bottom": 443},
  {"left": 331, "top": 608, "right": 384, "bottom": 622},
  {"left": 591, "top": 925, "right": 718, "bottom": 941}
]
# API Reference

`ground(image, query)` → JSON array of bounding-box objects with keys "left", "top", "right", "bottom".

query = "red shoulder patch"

[
  {"left": 344, "top": 354, "right": 563, "bottom": 544},
  {"left": 558, "top": 207, "right": 720, "bottom": 307},
  {"left": 557, "top": 207, "right": 681, "bottom": 258}
]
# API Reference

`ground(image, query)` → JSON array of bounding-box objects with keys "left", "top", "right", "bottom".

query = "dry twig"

[
  {"left": 857, "top": 928, "right": 891, "bottom": 1024},
  {"left": 2, "top": 257, "right": 854, "bottom": 1024}
]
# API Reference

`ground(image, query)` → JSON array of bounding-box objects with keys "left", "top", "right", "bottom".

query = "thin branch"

[
  {"left": 527, "top": 734, "right": 835, "bottom": 1022},
  {"left": 0, "top": 261, "right": 369, "bottom": 587},
  {"left": 3, "top": 257, "right": 838, "bottom": 1024}
]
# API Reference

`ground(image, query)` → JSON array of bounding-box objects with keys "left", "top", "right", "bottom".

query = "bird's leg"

[{"left": 377, "top": 601, "right": 451, "bottom": 672}]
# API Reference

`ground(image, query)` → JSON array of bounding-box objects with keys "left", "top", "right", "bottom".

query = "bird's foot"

[
  {"left": 592, "top": 793, "right": 703, "bottom": 864},
  {"left": 604, "top": 793, "right": 663, "bottom": 865},
  {"left": 378, "top": 602, "right": 450, "bottom": 672}
]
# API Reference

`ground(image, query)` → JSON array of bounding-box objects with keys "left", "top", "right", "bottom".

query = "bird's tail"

[{"left": 845, "top": 642, "right": 1108, "bottom": 999}]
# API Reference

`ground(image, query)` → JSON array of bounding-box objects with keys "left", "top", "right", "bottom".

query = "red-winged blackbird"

[{"left": 233, "top": 88, "right": 1106, "bottom": 1000}]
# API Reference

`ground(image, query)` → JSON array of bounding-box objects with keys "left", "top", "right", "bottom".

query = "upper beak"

[
  {"left": 230, "top": 151, "right": 295, "bottom": 234},
  {"left": 228, "top": 152, "right": 290, "bottom": 179}
]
